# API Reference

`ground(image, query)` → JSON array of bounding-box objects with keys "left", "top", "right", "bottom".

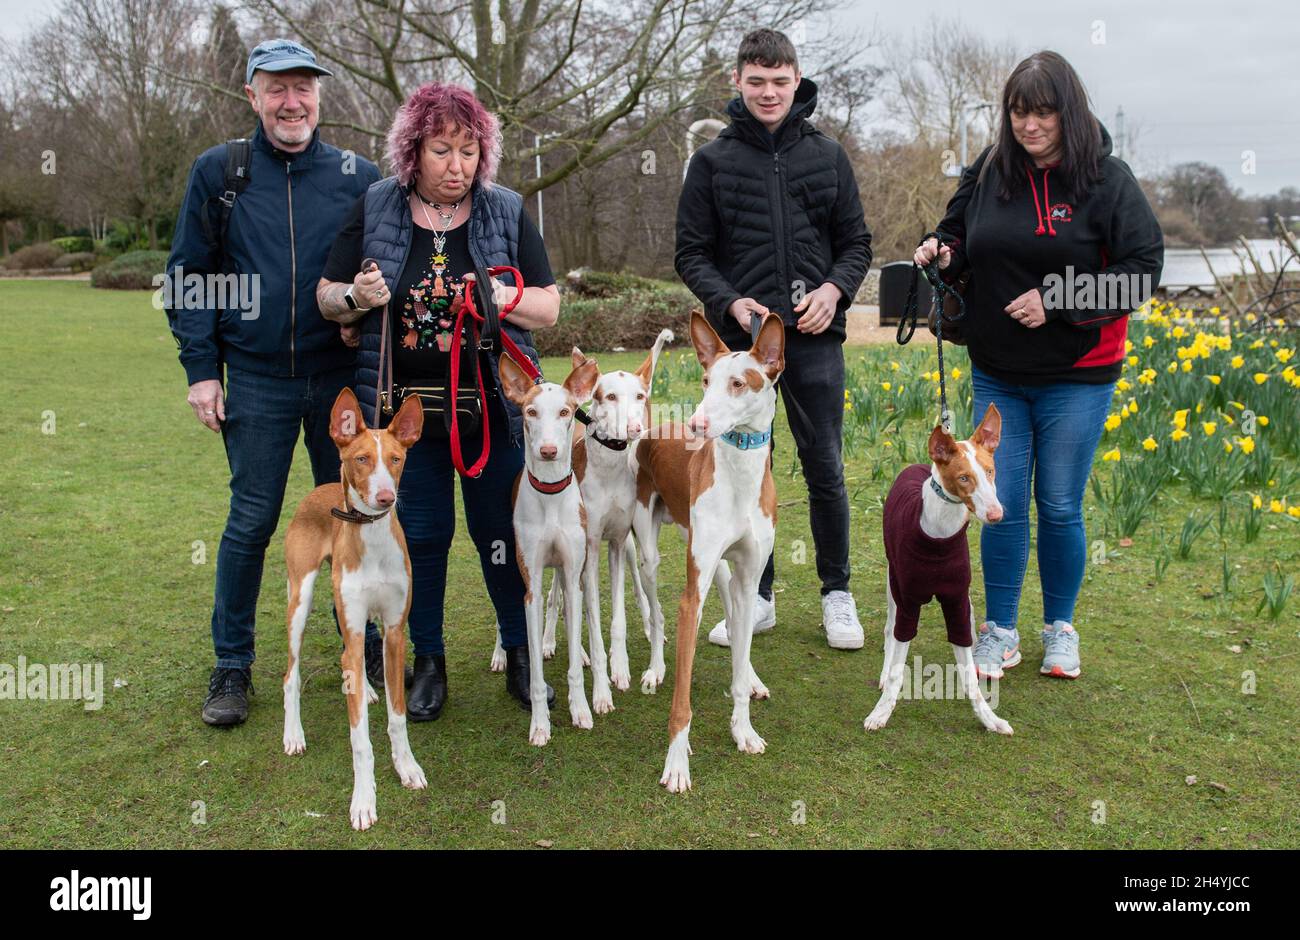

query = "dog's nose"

[
  {"left": 688, "top": 413, "right": 709, "bottom": 434},
  {"left": 376, "top": 489, "right": 395, "bottom": 507},
  {"left": 540, "top": 444, "right": 558, "bottom": 460},
  {"left": 628, "top": 420, "right": 643, "bottom": 437},
  {"left": 986, "top": 506, "right": 1004, "bottom": 524}
]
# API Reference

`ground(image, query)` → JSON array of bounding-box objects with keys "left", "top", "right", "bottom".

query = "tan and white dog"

[
  {"left": 281, "top": 388, "right": 426, "bottom": 831},
  {"left": 864, "top": 404, "right": 1014, "bottom": 735},
  {"left": 499, "top": 352, "right": 600, "bottom": 745},
  {"left": 634, "top": 311, "right": 783, "bottom": 792}
]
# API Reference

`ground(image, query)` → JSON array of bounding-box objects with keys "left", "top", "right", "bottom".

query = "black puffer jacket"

[{"left": 675, "top": 78, "right": 872, "bottom": 348}]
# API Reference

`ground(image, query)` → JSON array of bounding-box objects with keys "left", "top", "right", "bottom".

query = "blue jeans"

[
  {"left": 397, "top": 397, "right": 527, "bottom": 656},
  {"left": 970, "top": 364, "right": 1115, "bottom": 632},
  {"left": 211, "top": 364, "right": 378, "bottom": 668}
]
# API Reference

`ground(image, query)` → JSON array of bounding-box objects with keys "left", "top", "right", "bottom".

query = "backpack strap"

[{"left": 200, "top": 138, "right": 252, "bottom": 262}]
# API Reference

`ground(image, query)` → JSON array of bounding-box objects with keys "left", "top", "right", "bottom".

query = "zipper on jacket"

[
  {"left": 286, "top": 163, "right": 297, "bottom": 377},
  {"left": 770, "top": 149, "right": 790, "bottom": 319}
]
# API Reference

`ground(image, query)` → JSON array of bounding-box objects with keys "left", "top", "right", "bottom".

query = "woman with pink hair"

[{"left": 317, "top": 82, "right": 560, "bottom": 721}]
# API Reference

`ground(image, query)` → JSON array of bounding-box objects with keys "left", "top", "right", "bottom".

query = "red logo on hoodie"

[{"left": 1049, "top": 203, "right": 1073, "bottom": 223}]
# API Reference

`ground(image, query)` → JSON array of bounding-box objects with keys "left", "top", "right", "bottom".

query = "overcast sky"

[{"left": 2, "top": 0, "right": 1294, "bottom": 195}]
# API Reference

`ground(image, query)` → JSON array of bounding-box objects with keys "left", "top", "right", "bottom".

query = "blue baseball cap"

[{"left": 245, "top": 38, "right": 333, "bottom": 85}]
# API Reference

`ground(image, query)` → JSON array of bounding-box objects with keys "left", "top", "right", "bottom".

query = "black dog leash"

[{"left": 897, "top": 232, "right": 966, "bottom": 433}]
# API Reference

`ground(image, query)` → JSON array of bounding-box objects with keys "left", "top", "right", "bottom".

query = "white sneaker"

[
  {"left": 707, "top": 594, "right": 776, "bottom": 647},
  {"left": 822, "top": 590, "right": 864, "bottom": 650}
]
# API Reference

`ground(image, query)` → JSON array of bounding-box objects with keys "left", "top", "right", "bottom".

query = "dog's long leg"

[
  {"left": 542, "top": 571, "right": 561, "bottom": 659},
  {"left": 521, "top": 548, "right": 551, "bottom": 746},
  {"left": 283, "top": 568, "right": 316, "bottom": 755},
  {"left": 606, "top": 537, "right": 631, "bottom": 693},
  {"left": 725, "top": 541, "right": 767, "bottom": 755},
  {"left": 865, "top": 608, "right": 909, "bottom": 731},
  {"left": 382, "top": 592, "right": 427, "bottom": 788},
  {"left": 624, "top": 534, "right": 652, "bottom": 647},
  {"left": 566, "top": 538, "right": 593, "bottom": 730},
  {"left": 633, "top": 506, "right": 666, "bottom": 693},
  {"left": 337, "top": 582, "right": 377, "bottom": 830},
  {"left": 879, "top": 561, "right": 898, "bottom": 689},
  {"left": 584, "top": 537, "right": 614, "bottom": 714},
  {"left": 660, "top": 533, "right": 723, "bottom": 793},
  {"left": 956, "top": 604, "right": 1013, "bottom": 734}
]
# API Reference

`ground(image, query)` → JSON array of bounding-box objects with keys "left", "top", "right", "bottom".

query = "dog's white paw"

[
  {"left": 489, "top": 638, "right": 506, "bottom": 672},
  {"left": 570, "top": 699, "right": 594, "bottom": 730},
  {"left": 283, "top": 724, "right": 306, "bottom": 755},
  {"left": 984, "top": 715, "right": 1014, "bottom": 736},
  {"left": 730, "top": 719, "right": 766, "bottom": 754},
  {"left": 660, "top": 729, "right": 692, "bottom": 792},
  {"left": 863, "top": 704, "right": 894, "bottom": 731},
  {"left": 350, "top": 784, "right": 378, "bottom": 831},
  {"left": 640, "top": 660, "right": 666, "bottom": 695},
  {"left": 592, "top": 684, "right": 615, "bottom": 715},
  {"left": 749, "top": 666, "right": 770, "bottom": 701},
  {"left": 541, "top": 637, "right": 557, "bottom": 659},
  {"left": 528, "top": 715, "right": 551, "bottom": 747},
  {"left": 364, "top": 679, "right": 379, "bottom": 705},
  {"left": 609, "top": 650, "right": 631, "bottom": 691},
  {"left": 393, "top": 752, "right": 427, "bottom": 789}
]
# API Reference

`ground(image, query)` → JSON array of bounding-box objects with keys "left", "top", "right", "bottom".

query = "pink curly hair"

[{"left": 384, "top": 82, "right": 502, "bottom": 190}]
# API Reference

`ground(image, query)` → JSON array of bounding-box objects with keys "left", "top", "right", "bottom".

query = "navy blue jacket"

[
  {"left": 352, "top": 176, "right": 540, "bottom": 445},
  {"left": 165, "top": 123, "right": 380, "bottom": 384}
]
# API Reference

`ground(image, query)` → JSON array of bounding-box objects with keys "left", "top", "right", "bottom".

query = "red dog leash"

[{"left": 448, "top": 266, "right": 539, "bottom": 478}]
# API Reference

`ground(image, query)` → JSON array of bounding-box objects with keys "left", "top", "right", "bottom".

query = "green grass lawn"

[{"left": 0, "top": 279, "right": 1296, "bottom": 849}]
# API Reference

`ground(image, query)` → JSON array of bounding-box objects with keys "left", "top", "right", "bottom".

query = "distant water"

[{"left": 1162, "top": 239, "right": 1292, "bottom": 290}]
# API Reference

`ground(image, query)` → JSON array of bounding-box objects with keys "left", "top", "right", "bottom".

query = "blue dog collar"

[{"left": 720, "top": 428, "right": 772, "bottom": 450}]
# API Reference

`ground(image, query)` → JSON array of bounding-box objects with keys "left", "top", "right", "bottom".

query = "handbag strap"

[{"left": 362, "top": 257, "right": 396, "bottom": 418}]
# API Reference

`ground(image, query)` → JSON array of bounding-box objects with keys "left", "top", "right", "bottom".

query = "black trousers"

[{"left": 758, "top": 329, "right": 850, "bottom": 599}]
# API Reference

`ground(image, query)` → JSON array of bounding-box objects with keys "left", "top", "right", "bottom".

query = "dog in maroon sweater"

[{"left": 865, "top": 404, "right": 1014, "bottom": 735}]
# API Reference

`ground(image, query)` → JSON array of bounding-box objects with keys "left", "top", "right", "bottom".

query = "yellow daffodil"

[
  {"left": 1239, "top": 437, "right": 1255, "bottom": 454},
  {"left": 1270, "top": 499, "right": 1284, "bottom": 513},
  {"left": 1127, "top": 355, "right": 1138, "bottom": 366},
  {"left": 1173, "top": 409, "right": 1189, "bottom": 430},
  {"left": 1277, "top": 348, "right": 1294, "bottom": 363},
  {"left": 1181, "top": 360, "right": 1193, "bottom": 373},
  {"left": 881, "top": 381, "right": 891, "bottom": 391},
  {"left": 1167, "top": 362, "right": 1178, "bottom": 373},
  {"left": 1208, "top": 375, "right": 1221, "bottom": 385},
  {"left": 1252, "top": 494, "right": 1262, "bottom": 510},
  {"left": 1171, "top": 429, "right": 1190, "bottom": 441},
  {"left": 1102, "top": 448, "right": 1121, "bottom": 462},
  {"left": 1258, "top": 416, "right": 1269, "bottom": 426},
  {"left": 1202, "top": 421, "right": 1217, "bottom": 436},
  {"left": 1104, "top": 414, "right": 1121, "bottom": 431},
  {"left": 1143, "top": 335, "right": 1155, "bottom": 349},
  {"left": 1230, "top": 355, "right": 1244, "bottom": 369},
  {"left": 1224, "top": 440, "right": 1233, "bottom": 454},
  {"left": 1289, "top": 507, "right": 1300, "bottom": 519},
  {"left": 1142, "top": 437, "right": 1158, "bottom": 451},
  {"left": 950, "top": 368, "right": 962, "bottom": 380},
  {"left": 1254, "top": 373, "right": 1269, "bottom": 384}
]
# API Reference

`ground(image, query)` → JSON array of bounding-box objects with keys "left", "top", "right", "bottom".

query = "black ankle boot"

[
  {"left": 407, "top": 654, "right": 447, "bottom": 721},
  {"left": 504, "top": 645, "right": 555, "bottom": 712}
]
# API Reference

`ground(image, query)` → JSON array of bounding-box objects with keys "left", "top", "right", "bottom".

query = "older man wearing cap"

[{"left": 165, "top": 39, "right": 384, "bottom": 727}]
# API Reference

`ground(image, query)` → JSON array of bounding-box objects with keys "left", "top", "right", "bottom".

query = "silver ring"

[{"left": 204, "top": 410, "right": 215, "bottom": 415}]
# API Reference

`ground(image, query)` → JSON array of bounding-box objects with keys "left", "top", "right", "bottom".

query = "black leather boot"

[
  {"left": 504, "top": 645, "right": 555, "bottom": 712},
  {"left": 407, "top": 654, "right": 447, "bottom": 722}
]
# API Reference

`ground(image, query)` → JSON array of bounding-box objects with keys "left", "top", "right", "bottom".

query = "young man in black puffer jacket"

[{"left": 675, "top": 27, "right": 873, "bottom": 651}]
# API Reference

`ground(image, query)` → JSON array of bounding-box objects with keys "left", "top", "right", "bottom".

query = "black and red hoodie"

[{"left": 935, "top": 125, "right": 1163, "bottom": 385}]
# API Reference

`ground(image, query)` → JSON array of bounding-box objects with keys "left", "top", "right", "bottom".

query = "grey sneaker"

[
  {"left": 1040, "top": 620, "right": 1081, "bottom": 678},
  {"left": 973, "top": 623, "right": 1021, "bottom": 680}
]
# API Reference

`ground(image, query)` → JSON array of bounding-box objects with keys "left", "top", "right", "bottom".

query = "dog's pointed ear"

[
  {"left": 749, "top": 312, "right": 785, "bottom": 380},
  {"left": 928, "top": 424, "right": 958, "bottom": 465},
  {"left": 330, "top": 388, "right": 366, "bottom": 446},
  {"left": 689, "top": 309, "right": 729, "bottom": 371},
  {"left": 973, "top": 402, "right": 1002, "bottom": 452},
  {"left": 570, "top": 346, "right": 589, "bottom": 370},
  {"left": 564, "top": 357, "right": 600, "bottom": 404},
  {"left": 388, "top": 392, "right": 425, "bottom": 448},
  {"left": 499, "top": 354, "right": 533, "bottom": 408}
]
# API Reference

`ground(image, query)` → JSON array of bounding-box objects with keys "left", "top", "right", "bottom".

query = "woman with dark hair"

[
  {"left": 914, "top": 50, "right": 1162, "bottom": 681},
  {"left": 316, "top": 82, "right": 560, "bottom": 720}
]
